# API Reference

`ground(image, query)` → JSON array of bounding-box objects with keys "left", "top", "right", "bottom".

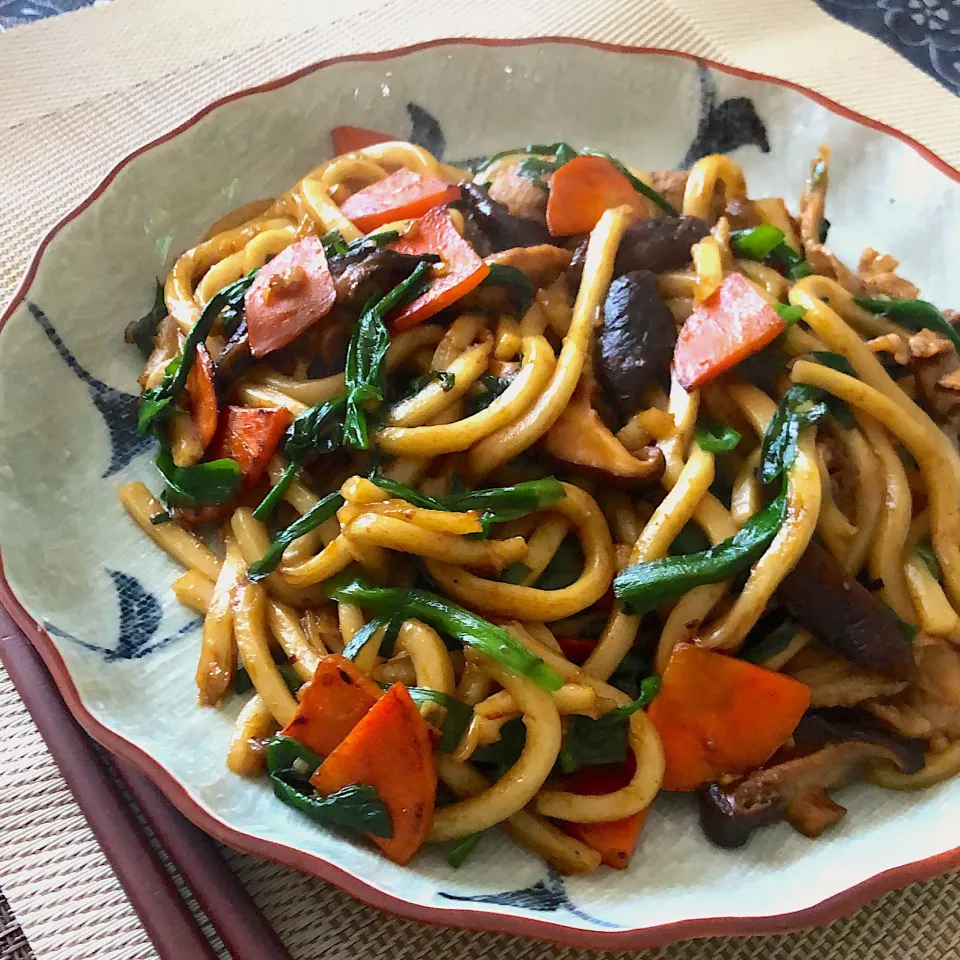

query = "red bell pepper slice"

[
  {"left": 647, "top": 643, "right": 810, "bottom": 791},
  {"left": 244, "top": 236, "right": 337, "bottom": 359},
  {"left": 212, "top": 406, "right": 293, "bottom": 490},
  {"left": 331, "top": 125, "right": 393, "bottom": 155},
  {"left": 339, "top": 168, "right": 461, "bottom": 234},
  {"left": 673, "top": 272, "right": 786, "bottom": 391},
  {"left": 388, "top": 207, "right": 489, "bottom": 332},
  {"left": 558, "top": 759, "right": 647, "bottom": 869},
  {"left": 186, "top": 342, "right": 218, "bottom": 451},
  {"left": 546, "top": 155, "right": 643, "bottom": 237},
  {"left": 556, "top": 636, "right": 598, "bottom": 666}
]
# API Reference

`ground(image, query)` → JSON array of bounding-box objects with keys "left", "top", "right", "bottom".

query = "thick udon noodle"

[{"left": 120, "top": 139, "right": 960, "bottom": 872}]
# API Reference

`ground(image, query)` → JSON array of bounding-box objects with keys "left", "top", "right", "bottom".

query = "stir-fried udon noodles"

[{"left": 120, "top": 129, "right": 960, "bottom": 871}]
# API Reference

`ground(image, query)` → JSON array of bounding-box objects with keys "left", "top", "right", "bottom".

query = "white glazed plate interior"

[{"left": 1, "top": 40, "right": 959, "bottom": 940}]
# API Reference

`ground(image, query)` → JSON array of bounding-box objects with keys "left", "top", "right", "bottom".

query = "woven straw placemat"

[{"left": 2, "top": 1, "right": 960, "bottom": 957}]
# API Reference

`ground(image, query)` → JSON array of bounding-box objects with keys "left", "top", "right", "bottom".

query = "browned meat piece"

[
  {"left": 798, "top": 147, "right": 864, "bottom": 291},
  {"left": 867, "top": 332, "right": 910, "bottom": 366},
  {"left": 858, "top": 248, "right": 920, "bottom": 300},
  {"left": 914, "top": 633, "right": 960, "bottom": 710},
  {"left": 648, "top": 169, "right": 688, "bottom": 213},
  {"left": 484, "top": 244, "right": 572, "bottom": 289},
  {"left": 866, "top": 684, "right": 960, "bottom": 741},
  {"left": 720, "top": 195, "right": 761, "bottom": 230},
  {"left": 710, "top": 215, "right": 733, "bottom": 261},
  {"left": 699, "top": 708, "right": 924, "bottom": 847},
  {"left": 777, "top": 541, "right": 916, "bottom": 680},
  {"left": 798, "top": 156, "right": 917, "bottom": 297},
  {"left": 486, "top": 164, "right": 548, "bottom": 225},
  {"left": 910, "top": 336, "right": 960, "bottom": 447},
  {"left": 785, "top": 645, "right": 908, "bottom": 708},
  {"left": 908, "top": 328, "right": 953, "bottom": 358},
  {"left": 816, "top": 433, "right": 856, "bottom": 521},
  {"left": 798, "top": 146, "right": 832, "bottom": 276}
]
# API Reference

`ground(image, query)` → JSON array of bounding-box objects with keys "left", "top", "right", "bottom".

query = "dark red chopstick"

[
  {"left": 111, "top": 756, "right": 291, "bottom": 960},
  {"left": 0, "top": 609, "right": 290, "bottom": 960},
  {"left": 0, "top": 620, "right": 217, "bottom": 960}
]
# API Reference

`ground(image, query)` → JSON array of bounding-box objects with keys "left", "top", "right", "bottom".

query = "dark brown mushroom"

[
  {"left": 455, "top": 183, "right": 553, "bottom": 254},
  {"left": 567, "top": 215, "right": 710, "bottom": 291},
  {"left": 330, "top": 249, "right": 436, "bottom": 313},
  {"left": 699, "top": 708, "right": 925, "bottom": 848},
  {"left": 212, "top": 319, "right": 254, "bottom": 393},
  {"left": 777, "top": 541, "right": 916, "bottom": 681},
  {"left": 647, "top": 170, "right": 689, "bottom": 215},
  {"left": 597, "top": 270, "right": 676, "bottom": 418},
  {"left": 911, "top": 347, "right": 960, "bottom": 450},
  {"left": 791, "top": 706, "right": 925, "bottom": 764}
]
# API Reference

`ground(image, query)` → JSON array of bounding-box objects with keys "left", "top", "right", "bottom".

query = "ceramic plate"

[{"left": 2, "top": 38, "right": 959, "bottom": 950}]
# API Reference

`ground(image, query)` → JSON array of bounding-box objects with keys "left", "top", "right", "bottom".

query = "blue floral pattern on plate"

[
  {"left": 0, "top": 0, "right": 102, "bottom": 30},
  {"left": 814, "top": 0, "right": 960, "bottom": 94},
  {"left": 43, "top": 569, "right": 200, "bottom": 661},
  {"left": 28, "top": 303, "right": 151, "bottom": 478},
  {"left": 439, "top": 867, "right": 619, "bottom": 928}
]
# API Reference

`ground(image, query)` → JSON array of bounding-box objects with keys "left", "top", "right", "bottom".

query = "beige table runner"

[{"left": 2, "top": 1, "right": 960, "bottom": 957}]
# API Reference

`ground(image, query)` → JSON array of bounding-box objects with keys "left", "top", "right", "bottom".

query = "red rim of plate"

[{"left": 1, "top": 36, "right": 958, "bottom": 951}]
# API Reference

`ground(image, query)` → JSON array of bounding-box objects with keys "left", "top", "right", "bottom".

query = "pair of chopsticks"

[{"left": 0, "top": 608, "right": 292, "bottom": 960}]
